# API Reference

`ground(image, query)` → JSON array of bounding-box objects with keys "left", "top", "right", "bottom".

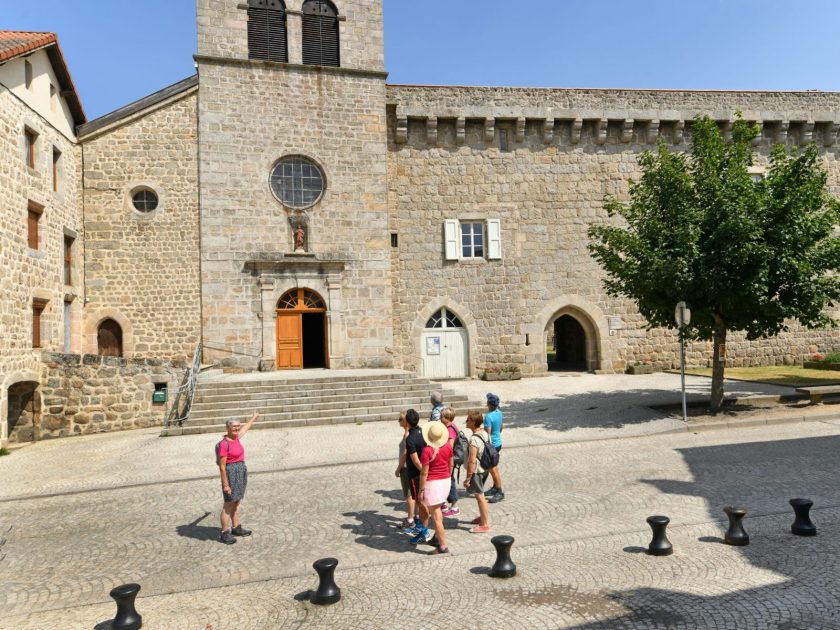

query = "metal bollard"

[
  {"left": 646, "top": 515, "right": 673, "bottom": 556},
  {"left": 723, "top": 506, "right": 749, "bottom": 546},
  {"left": 489, "top": 535, "right": 516, "bottom": 578},
  {"left": 311, "top": 558, "right": 341, "bottom": 605},
  {"left": 790, "top": 498, "right": 817, "bottom": 536},
  {"left": 109, "top": 583, "right": 142, "bottom": 630}
]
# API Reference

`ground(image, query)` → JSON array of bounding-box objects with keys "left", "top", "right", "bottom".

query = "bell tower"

[{"left": 194, "top": 0, "right": 391, "bottom": 371}]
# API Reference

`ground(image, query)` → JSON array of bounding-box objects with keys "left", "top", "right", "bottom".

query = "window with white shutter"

[
  {"left": 486, "top": 219, "right": 502, "bottom": 259},
  {"left": 444, "top": 220, "right": 459, "bottom": 260}
]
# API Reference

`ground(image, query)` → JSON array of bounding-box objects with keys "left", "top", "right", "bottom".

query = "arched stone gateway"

[
  {"left": 6, "top": 380, "right": 40, "bottom": 443},
  {"left": 525, "top": 295, "right": 616, "bottom": 374}
]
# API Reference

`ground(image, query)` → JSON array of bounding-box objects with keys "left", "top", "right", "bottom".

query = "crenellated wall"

[{"left": 386, "top": 86, "right": 840, "bottom": 375}]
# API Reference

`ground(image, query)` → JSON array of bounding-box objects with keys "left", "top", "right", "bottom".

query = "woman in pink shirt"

[
  {"left": 217, "top": 411, "right": 259, "bottom": 545},
  {"left": 418, "top": 420, "right": 454, "bottom": 555}
]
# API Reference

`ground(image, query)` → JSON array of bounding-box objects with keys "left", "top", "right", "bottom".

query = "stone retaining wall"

[{"left": 31, "top": 352, "right": 188, "bottom": 441}]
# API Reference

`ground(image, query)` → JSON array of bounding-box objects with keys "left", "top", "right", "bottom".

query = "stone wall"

[
  {"left": 386, "top": 86, "right": 840, "bottom": 375},
  {"left": 30, "top": 352, "right": 187, "bottom": 441},
  {"left": 79, "top": 90, "right": 201, "bottom": 361},
  {"left": 0, "top": 85, "right": 83, "bottom": 445}
]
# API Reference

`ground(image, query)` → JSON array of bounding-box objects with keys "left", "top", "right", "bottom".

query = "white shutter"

[
  {"left": 444, "top": 220, "right": 459, "bottom": 260},
  {"left": 487, "top": 219, "right": 502, "bottom": 259}
]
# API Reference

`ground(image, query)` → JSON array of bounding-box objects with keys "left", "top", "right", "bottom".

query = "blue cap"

[{"left": 486, "top": 393, "right": 500, "bottom": 407}]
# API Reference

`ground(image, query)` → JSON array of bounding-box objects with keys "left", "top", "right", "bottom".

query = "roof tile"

[{"left": 0, "top": 31, "right": 56, "bottom": 63}]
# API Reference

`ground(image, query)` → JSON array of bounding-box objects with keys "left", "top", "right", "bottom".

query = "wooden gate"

[{"left": 275, "top": 288, "right": 328, "bottom": 369}]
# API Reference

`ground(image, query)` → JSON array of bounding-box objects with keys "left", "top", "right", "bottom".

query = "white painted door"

[{"left": 422, "top": 329, "right": 468, "bottom": 379}]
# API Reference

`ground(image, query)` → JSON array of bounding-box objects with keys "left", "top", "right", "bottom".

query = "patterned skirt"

[{"left": 223, "top": 461, "right": 248, "bottom": 502}]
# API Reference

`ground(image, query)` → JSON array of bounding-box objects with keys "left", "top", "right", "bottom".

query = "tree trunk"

[{"left": 710, "top": 317, "right": 727, "bottom": 414}]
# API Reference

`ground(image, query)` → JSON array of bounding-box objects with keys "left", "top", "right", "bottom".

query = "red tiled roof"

[
  {"left": 0, "top": 31, "right": 56, "bottom": 63},
  {"left": 0, "top": 31, "right": 85, "bottom": 125}
]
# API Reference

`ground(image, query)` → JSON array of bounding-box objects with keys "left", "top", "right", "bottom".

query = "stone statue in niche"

[{"left": 290, "top": 214, "right": 307, "bottom": 252}]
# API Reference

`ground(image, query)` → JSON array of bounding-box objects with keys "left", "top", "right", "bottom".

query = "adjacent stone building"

[{"left": 2, "top": 1, "right": 839, "bottom": 445}]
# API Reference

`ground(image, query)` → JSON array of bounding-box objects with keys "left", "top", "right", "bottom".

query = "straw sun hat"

[{"left": 421, "top": 420, "right": 449, "bottom": 449}]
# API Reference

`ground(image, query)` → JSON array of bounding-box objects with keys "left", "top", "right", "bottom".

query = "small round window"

[
  {"left": 132, "top": 189, "right": 159, "bottom": 212},
  {"left": 270, "top": 156, "right": 325, "bottom": 209}
]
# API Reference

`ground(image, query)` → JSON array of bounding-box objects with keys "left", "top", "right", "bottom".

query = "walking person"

[
  {"left": 440, "top": 407, "right": 461, "bottom": 517},
  {"left": 483, "top": 393, "right": 505, "bottom": 503},
  {"left": 217, "top": 410, "right": 259, "bottom": 544},
  {"left": 429, "top": 391, "right": 444, "bottom": 421},
  {"left": 394, "top": 410, "right": 417, "bottom": 529},
  {"left": 402, "top": 409, "right": 433, "bottom": 542},
  {"left": 464, "top": 409, "right": 491, "bottom": 533},
  {"left": 417, "top": 420, "right": 453, "bottom": 554}
]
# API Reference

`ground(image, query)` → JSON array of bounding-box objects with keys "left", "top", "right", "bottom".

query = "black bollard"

[
  {"left": 790, "top": 498, "right": 817, "bottom": 536},
  {"left": 489, "top": 535, "right": 516, "bottom": 578},
  {"left": 646, "top": 515, "right": 673, "bottom": 556},
  {"left": 311, "top": 558, "right": 341, "bottom": 605},
  {"left": 109, "top": 583, "right": 142, "bottom": 630},
  {"left": 723, "top": 506, "right": 749, "bottom": 546}
]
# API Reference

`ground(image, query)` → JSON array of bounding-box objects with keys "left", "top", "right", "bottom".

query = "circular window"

[
  {"left": 270, "top": 156, "right": 325, "bottom": 209},
  {"left": 131, "top": 189, "right": 159, "bottom": 212}
]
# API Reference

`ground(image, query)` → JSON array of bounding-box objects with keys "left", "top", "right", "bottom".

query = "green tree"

[{"left": 588, "top": 114, "right": 840, "bottom": 413}]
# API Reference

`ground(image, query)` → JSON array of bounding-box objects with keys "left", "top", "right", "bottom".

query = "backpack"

[
  {"left": 477, "top": 433, "right": 500, "bottom": 470},
  {"left": 452, "top": 428, "right": 470, "bottom": 467},
  {"left": 215, "top": 438, "right": 226, "bottom": 465}
]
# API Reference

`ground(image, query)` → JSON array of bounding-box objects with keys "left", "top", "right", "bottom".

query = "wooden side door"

[{"left": 276, "top": 313, "right": 302, "bottom": 369}]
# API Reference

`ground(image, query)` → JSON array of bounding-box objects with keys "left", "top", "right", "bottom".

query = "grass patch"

[
  {"left": 684, "top": 366, "right": 840, "bottom": 388},
  {"left": 0, "top": 447, "right": 10, "bottom": 457}
]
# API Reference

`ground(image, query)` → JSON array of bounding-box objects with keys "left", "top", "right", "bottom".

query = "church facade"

[{"left": 2, "top": 0, "right": 839, "bottom": 444}]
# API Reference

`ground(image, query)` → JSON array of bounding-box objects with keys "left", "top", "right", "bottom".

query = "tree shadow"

[{"left": 175, "top": 511, "right": 218, "bottom": 542}]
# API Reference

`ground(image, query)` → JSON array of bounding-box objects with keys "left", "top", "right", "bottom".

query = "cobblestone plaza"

[{"left": 2, "top": 374, "right": 839, "bottom": 628}]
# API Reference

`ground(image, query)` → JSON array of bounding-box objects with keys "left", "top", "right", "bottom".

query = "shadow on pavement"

[
  {"left": 568, "top": 435, "right": 840, "bottom": 627},
  {"left": 341, "top": 510, "right": 422, "bottom": 554},
  {"left": 500, "top": 388, "right": 696, "bottom": 431},
  {"left": 175, "top": 511, "right": 219, "bottom": 542}
]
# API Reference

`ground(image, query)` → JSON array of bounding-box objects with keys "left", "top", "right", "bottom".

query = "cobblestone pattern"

[
  {"left": 26, "top": 352, "right": 187, "bottom": 440},
  {"left": 197, "top": 55, "right": 392, "bottom": 370},
  {"left": 386, "top": 86, "right": 840, "bottom": 375},
  {"left": 0, "top": 82, "right": 83, "bottom": 445},
  {"left": 80, "top": 91, "right": 201, "bottom": 361},
  {"left": 196, "top": 0, "right": 385, "bottom": 71},
  {"left": 1, "top": 418, "right": 840, "bottom": 628}
]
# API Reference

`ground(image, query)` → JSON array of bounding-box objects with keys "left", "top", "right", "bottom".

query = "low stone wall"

[{"left": 34, "top": 353, "right": 188, "bottom": 440}]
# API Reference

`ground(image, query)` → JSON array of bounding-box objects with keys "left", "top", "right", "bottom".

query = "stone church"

[{"left": 2, "top": 0, "right": 839, "bottom": 445}]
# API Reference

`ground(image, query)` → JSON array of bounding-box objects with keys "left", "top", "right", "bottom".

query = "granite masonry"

[{"left": 2, "top": 2, "right": 840, "bottom": 446}]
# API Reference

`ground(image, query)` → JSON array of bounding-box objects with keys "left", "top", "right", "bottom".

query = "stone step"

[
  {"left": 189, "top": 393, "right": 474, "bottom": 418},
  {"left": 192, "top": 386, "right": 460, "bottom": 408},
  {"left": 167, "top": 401, "right": 487, "bottom": 436},
  {"left": 192, "top": 382, "right": 436, "bottom": 404},
  {"left": 196, "top": 373, "right": 430, "bottom": 391}
]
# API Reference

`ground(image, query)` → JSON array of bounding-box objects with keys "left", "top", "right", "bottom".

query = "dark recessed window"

[
  {"left": 247, "top": 0, "right": 288, "bottom": 62},
  {"left": 132, "top": 189, "right": 159, "bottom": 213},
  {"left": 302, "top": 0, "right": 340, "bottom": 67},
  {"left": 390, "top": 233, "right": 398, "bottom": 248},
  {"left": 270, "top": 156, "right": 325, "bottom": 209}
]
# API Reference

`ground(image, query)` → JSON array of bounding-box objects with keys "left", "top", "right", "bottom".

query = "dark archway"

[
  {"left": 97, "top": 318, "right": 123, "bottom": 357},
  {"left": 550, "top": 315, "right": 587, "bottom": 371},
  {"left": 7, "top": 381, "right": 39, "bottom": 443}
]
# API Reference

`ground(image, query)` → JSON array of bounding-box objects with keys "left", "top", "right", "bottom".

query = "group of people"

[
  {"left": 395, "top": 391, "right": 505, "bottom": 555},
  {"left": 212, "top": 390, "right": 506, "bottom": 554}
]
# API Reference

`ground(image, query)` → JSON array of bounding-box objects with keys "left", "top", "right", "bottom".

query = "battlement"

[{"left": 386, "top": 85, "right": 840, "bottom": 149}]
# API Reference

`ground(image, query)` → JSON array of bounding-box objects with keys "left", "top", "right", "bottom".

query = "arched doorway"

[
  {"left": 421, "top": 307, "right": 468, "bottom": 379},
  {"left": 276, "top": 288, "right": 328, "bottom": 369},
  {"left": 547, "top": 314, "right": 588, "bottom": 371},
  {"left": 97, "top": 318, "right": 123, "bottom": 357},
  {"left": 7, "top": 381, "right": 40, "bottom": 443}
]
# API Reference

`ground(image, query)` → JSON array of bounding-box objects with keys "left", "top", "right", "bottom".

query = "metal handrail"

[{"left": 164, "top": 342, "right": 202, "bottom": 428}]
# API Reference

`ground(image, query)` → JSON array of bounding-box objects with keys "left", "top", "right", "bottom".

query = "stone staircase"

[{"left": 164, "top": 370, "right": 483, "bottom": 435}]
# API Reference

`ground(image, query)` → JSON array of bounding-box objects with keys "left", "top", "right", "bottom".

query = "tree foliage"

[{"left": 588, "top": 114, "right": 840, "bottom": 412}]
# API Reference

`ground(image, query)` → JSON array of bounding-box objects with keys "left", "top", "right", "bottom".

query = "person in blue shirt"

[
  {"left": 429, "top": 391, "right": 444, "bottom": 421},
  {"left": 483, "top": 392, "right": 504, "bottom": 503}
]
